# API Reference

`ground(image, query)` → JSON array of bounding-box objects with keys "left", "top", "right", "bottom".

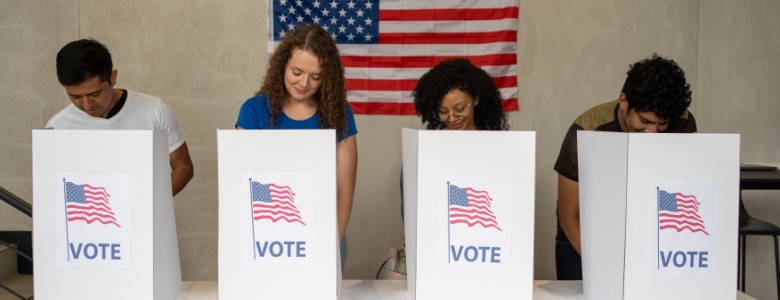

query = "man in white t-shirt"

[{"left": 46, "top": 39, "right": 194, "bottom": 196}]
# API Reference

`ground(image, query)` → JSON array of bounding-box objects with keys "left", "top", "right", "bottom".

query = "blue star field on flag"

[{"left": 272, "top": 0, "right": 380, "bottom": 44}]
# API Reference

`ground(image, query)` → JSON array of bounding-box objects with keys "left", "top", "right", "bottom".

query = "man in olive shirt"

[{"left": 554, "top": 54, "right": 697, "bottom": 280}]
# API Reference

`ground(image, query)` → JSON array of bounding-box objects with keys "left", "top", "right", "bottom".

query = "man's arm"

[
  {"left": 557, "top": 174, "right": 581, "bottom": 254},
  {"left": 336, "top": 135, "right": 357, "bottom": 242},
  {"left": 170, "top": 142, "right": 194, "bottom": 196}
]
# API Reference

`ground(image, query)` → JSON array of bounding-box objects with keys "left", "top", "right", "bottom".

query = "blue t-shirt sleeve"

[
  {"left": 341, "top": 104, "right": 358, "bottom": 141},
  {"left": 235, "top": 95, "right": 271, "bottom": 129}
]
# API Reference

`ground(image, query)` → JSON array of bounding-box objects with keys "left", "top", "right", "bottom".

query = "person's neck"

[
  {"left": 283, "top": 97, "right": 317, "bottom": 120},
  {"left": 99, "top": 88, "right": 123, "bottom": 118}
]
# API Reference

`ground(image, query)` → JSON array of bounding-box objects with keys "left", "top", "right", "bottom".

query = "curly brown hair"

[
  {"left": 256, "top": 24, "right": 349, "bottom": 139},
  {"left": 412, "top": 58, "right": 509, "bottom": 130}
]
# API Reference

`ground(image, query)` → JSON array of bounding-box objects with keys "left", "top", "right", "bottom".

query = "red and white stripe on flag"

[{"left": 267, "top": 0, "right": 519, "bottom": 115}]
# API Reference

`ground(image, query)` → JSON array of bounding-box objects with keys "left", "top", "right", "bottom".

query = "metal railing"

[
  {"left": 0, "top": 186, "right": 32, "bottom": 300},
  {"left": 0, "top": 187, "right": 31, "bottom": 218}
]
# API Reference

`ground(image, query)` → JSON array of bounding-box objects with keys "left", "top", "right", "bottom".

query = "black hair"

[
  {"left": 56, "top": 39, "right": 113, "bottom": 86},
  {"left": 412, "top": 58, "right": 508, "bottom": 130},
  {"left": 621, "top": 53, "right": 692, "bottom": 120}
]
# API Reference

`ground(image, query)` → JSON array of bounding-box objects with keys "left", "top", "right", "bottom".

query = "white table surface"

[{"left": 177, "top": 280, "right": 756, "bottom": 299}]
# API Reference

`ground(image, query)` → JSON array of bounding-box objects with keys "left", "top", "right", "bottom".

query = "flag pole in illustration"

[
  {"left": 249, "top": 178, "right": 258, "bottom": 260},
  {"left": 657, "top": 186, "right": 660, "bottom": 270},
  {"left": 447, "top": 181, "right": 452, "bottom": 263},
  {"left": 63, "top": 178, "right": 71, "bottom": 261}
]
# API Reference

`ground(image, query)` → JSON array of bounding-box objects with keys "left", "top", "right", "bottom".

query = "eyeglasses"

[{"left": 435, "top": 104, "right": 472, "bottom": 122}]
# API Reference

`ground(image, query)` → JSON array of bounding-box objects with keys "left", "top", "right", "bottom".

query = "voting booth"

[
  {"left": 579, "top": 132, "right": 740, "bottom": 300},
  {"left": 402, "top": 129, "right": 536, "bottom": 299},
  {"left": 217, "top": 130, "right": 340, "bottom": 299},
  {"left": 32, "top": 130, "right": 181, "bottom": 300}
]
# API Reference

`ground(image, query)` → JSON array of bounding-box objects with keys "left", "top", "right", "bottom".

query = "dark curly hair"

[
  {"left": 256, "top": 24, "right": 349, "bottom": 139},
  {"left": 411, "top": 58, "right": 508, "bottom": 130},
  {"left": 621, "top": 53, "right": 692, "bottom": 120}
]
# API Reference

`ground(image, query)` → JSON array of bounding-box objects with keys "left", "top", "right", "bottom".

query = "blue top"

[{"left": 236, "top": 94, "right": 358, "bottom": 141}]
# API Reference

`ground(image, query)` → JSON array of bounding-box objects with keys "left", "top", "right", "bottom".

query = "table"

[
  {"left": 740, "top": 163, "right": 780, "bottom": 190},
  {"left": 176, "top": 280, "right": 757, "bottom": 299},
  {"left": 738, "top": 162, "right": 780, "bottom": 297}
]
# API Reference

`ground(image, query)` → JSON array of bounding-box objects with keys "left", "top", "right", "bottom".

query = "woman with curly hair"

[
  {"left": 400, "top": 58, "right": 508, "bottom": 223},
  {"left": 235, "top": 24, "right": 357, "bottom": 268},
  {"left": 412, "top": 58, "right": 509, "bottom": 131},
  {"left": 390, "top": 59, "right": 509, "bottom": 278}
]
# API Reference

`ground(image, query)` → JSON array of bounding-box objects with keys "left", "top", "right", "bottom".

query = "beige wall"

[
  {"left": 1, "top": 0, "right": 778, "bottom": 297},
  {"left": 0, "top": 1, "right": 78, "bottom": 230},
  {"left": 697, "top": 1, "right": 780, "bottom": 299}
]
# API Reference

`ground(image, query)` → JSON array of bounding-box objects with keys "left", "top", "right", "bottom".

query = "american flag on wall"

[
  {"left": 65, "top": 181, "right": 121, "bottom": 228},
  {"left": 658, "top": 189, "right": 708, "bottom": 235},
  {"left": 448, "top": 183, "right": 501, "bottom": 231},
  {"left": 268, "top": 0, "right": 520, "bottom": 115},
  {"left": 251, "top": 180, "right": 307, "bottom": 225}
]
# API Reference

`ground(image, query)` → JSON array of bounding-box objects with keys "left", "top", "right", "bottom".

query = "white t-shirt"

[{"left": 45, "top": 90, "right": 185, "bottom": 153}]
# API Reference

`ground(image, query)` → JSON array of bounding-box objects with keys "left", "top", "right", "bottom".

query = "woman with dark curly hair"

[
  {"left": 391, "top": 59, "right": 509, "bottom": 278},
  {"left": 400, "top": 58, "right": 508, "bottom": 224},
  {"left": 412, "top": 58, "right": 509, "bottom": 131},
  {"left": 235, "top": 24, "right": 357, "bottom": 268}
]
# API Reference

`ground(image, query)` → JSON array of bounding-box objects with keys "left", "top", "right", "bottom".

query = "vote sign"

[{"left": 55, "top": 173, "right": 132, "bottom": 269}]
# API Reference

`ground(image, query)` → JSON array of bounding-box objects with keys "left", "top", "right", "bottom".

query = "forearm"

[
  {"left": 557, "top": 174, "right": 582, "bottom": 254},
  {"left": 336, "top": 193, "right": 353, "bottom": 242},
  {"left": 169, "top": 142, "right": 194, "bottom": 197},
  {"left": 170, "top": 164, "right": 194, "bottom": 196},
  {"left": 558, "top": 214, "right": 582, "bottom": 254},
  {"left": 335, "top": 136, "right": 358, "bottom": 242}
]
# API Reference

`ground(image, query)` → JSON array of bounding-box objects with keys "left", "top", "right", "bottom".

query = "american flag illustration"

[
  {"left": 449, "top": 184, "right": 501, "bottom": 231},
  {"left": 269, "top": 0, "right": 519, "bottom": 115},
  {"left": 658, "top": 189, "right": 708, "bottom": 235},
  {"left": 251, "top": 180, "right": 306, "bottom": 225},
  {"left": 65, "top": 181, "right": 120, "bottom": 228}
]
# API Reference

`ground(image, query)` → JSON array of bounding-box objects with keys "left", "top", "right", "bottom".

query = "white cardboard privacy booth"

[
  {"left": 32, "top": 129, "right": 181, "bottom": 300},
  {"left": 579, "top": 132, "right": 739, "bottom": 300},
  {"left": 218, "top": 130, "right": 340, "bottom": 299},
  {"left": 402, "top": 129, "right": 536, "bottom": 299}
]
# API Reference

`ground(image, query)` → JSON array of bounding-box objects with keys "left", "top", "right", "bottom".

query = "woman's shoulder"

[
  {"left": 236, "top": 93, "right": 273, "bottom": 129},
  {"left": 240, "top": 93, "right": 272, "bottom": 112},
  {"left": 243, "top": 93, "right": 270, "bottom": 105}
]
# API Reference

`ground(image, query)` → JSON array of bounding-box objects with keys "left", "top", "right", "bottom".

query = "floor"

[{"left": 0, "top": 275, "right": 32, "bottom": 300}]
